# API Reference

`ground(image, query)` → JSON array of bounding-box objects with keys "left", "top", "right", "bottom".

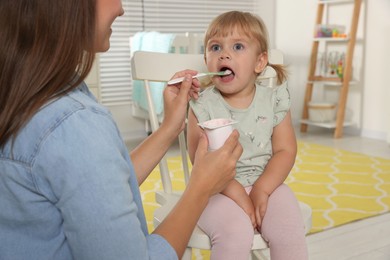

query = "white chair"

[
  {"left": 129, "top": 33, "right": 201, "bottom": 188},
  {"left": 131, "top": 51, "right": 205, "bottom": 196},
  {"left": 130, "top": 50, "right": 312, "bottom": 260}
]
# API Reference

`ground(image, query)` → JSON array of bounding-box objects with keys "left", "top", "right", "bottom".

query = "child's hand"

[
  {"left": 249, "top": 187, "right": 270, "bottom": 231},
  {"left": 238, "top": 198, "right": 257, "bottom": 229}
]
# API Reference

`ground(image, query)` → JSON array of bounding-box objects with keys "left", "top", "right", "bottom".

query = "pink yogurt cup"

[{"left": 198, "top": 118, "right": 238, "bottom": 151}]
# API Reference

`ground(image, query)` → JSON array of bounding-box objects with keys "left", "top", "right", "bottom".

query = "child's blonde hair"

[{"left": 204, "top": 11, "right": 287, "bottom": 85}]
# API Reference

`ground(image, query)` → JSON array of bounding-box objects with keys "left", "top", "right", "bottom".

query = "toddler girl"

[{"left": 187, "top": 11, "right": 308, "bottom": 260}]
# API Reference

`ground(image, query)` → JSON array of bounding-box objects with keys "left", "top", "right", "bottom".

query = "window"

[{"left": 99, "top": 0, "right": 265, "bottom": 106}]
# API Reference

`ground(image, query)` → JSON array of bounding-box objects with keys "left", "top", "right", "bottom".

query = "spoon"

[{"left": 167, "top": 70, "right": 232, "bottom": 85}]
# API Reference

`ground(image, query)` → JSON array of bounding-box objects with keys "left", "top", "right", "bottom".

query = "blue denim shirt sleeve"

[{"left": 0, "top": 84, "right": 177, "bottom": 260}]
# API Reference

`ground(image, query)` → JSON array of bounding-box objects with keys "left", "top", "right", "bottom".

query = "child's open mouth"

[{"left": 219, "top": 67, "right": 235, "bottom": 82}]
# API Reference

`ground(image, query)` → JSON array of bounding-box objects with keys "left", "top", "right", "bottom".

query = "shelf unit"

[{"left": 300, "top": 0, "right": 362, "bottom": 138}]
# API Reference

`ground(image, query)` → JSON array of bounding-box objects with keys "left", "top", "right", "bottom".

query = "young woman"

[{"left": 0, "top": 1, "right": 242, "bottom": 259}]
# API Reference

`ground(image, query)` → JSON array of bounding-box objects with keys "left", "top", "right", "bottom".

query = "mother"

[{"left": 0, "top": 0, "right": 242, "bottom": 259}]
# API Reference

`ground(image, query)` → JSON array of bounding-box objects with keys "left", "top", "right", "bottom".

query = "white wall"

[
  {"left": 275, "top": 0, "right": 316, "bottom": 125},
  {"left": 362, "top": 1, "right": 390, "bottom": 141},
  {"left": 275, "top": 0, "right": 389, "bottom": 140}
]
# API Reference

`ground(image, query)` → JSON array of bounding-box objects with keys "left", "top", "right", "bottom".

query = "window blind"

[{"left": 99, "top": 0, "right": 261, "bottom": 106}]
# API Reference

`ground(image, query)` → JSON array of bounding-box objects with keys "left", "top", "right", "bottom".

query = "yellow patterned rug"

[{"left": 140, "top": 141, "right": 390, "bottom": 235}]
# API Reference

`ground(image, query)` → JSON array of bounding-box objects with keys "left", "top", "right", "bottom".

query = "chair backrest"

[{"left": 131, "top": 52, "right": 207, "bottom": 83}]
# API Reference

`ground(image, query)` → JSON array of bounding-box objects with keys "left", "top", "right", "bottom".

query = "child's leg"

[
  {"left": 197, "top": 193, "right": 254, "bottom": 260},
  {"left": 259, "top": 184, "right": 308, "bottom": 260}
]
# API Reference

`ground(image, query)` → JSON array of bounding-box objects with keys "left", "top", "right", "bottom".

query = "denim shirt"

[{"left": 0, "top": 83, "right": 177, "bottom": 260}]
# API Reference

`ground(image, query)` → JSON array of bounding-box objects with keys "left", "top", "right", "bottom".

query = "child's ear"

[{"left": 255, "top": 52, "right": 268, "bottom": 73}]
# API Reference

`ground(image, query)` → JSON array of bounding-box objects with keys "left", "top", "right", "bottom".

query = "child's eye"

[
  {"left": 233, "top": 43, "right": 244, "bottom": 51},
  {"left": 210, "top": 44, "right": 221, "bottom": 52}
]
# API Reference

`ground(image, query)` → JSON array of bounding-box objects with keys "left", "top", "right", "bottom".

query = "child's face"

[{"left": 205, "top": 29, "right": 267, "bottom": 96}]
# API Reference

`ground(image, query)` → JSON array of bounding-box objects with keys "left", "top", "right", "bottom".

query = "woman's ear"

[{"left": 255, "top": 52, "right": 268, "bottom": 73}]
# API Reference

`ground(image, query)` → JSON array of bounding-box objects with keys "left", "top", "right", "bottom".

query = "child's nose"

[{"left": 218, "top": 52, "right": 231, "bottom": 60}]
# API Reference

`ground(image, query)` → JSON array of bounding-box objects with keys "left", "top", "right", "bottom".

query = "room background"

[
  {"left": 275, "top": 0, "right": 389, "bottom": 142},
  {"left": 88, "top": 0, "right": 390, "bottom": 144}
]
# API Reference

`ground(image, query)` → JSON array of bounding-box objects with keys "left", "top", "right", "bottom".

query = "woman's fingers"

[{"left": 169, "top": 70, "right": 200, "bottom": 100}]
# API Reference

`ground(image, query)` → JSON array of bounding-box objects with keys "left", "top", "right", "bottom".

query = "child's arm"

[
  {"left": 221, "top": 180, "right": 256, "bottom": 228},
  {"left": 249, "top": 111, "right": 297, "bottom": 228},
  {"left": 187, "top": 108, "right": 202, "bottom": 165}
]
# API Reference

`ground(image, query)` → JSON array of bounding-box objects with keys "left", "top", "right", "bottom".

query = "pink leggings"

[{"left": 198, "top": 184, "right": 308, "bottom": 260}]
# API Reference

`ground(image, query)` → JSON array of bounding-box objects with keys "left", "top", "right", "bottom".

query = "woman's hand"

[
  {"left": 189, "top": 130, "right": 243, "bottom": 197},
  {"left": 160, "top": 70, "right": 200, "bottom": 137}
]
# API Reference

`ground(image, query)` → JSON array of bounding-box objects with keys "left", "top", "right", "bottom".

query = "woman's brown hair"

[
  {"left": 0, "top": 0, "right": 96, "bottom": 147},
  {"left": 204, "top": 11, "right": 287, "bottom": 85}
]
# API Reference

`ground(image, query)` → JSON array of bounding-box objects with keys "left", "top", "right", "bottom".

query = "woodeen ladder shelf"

[{"left": 300, "top": 0, "right": 362, "bottom": 138}]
